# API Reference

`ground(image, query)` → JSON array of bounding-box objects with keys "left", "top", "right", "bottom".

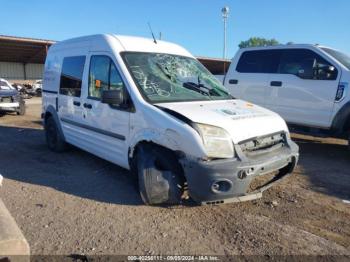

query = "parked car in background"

[
  {"left": 31, "top": 79, "right": 42, "bottom": 96},
  {"left": 11, "top": 83, "right": 24, "bottom": 91},
  {"left": 42, "top": 34, "right": 299, "bottom": 206},
  {"left": 0, "top": 78, "right": 14, "bottom": 90},
  {"left": 0, "top": 78, "right": 25, "bottom": 115},
  {"left": 224, "top": 44, "right": 350, "bottom": 145},
  {"left": 33, "top": 79, "right": 42, "bottom": 91}
]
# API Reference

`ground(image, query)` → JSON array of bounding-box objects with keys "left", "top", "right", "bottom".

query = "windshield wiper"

[{"left": 182, "top": 81, "right": 213, "bottom": 97}]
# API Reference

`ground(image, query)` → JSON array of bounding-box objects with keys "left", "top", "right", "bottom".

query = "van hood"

[{"left": 156, "top": 99, "right": 289, "bottom": 144}]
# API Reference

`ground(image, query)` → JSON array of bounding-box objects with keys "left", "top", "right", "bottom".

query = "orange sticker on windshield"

[{"left": 95, "top": 80, "right": 101, "bottom": 88}]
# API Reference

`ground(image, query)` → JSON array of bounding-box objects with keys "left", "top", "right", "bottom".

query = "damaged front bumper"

[{"left": 180, "top": 137, "right": 299, "bottom": 205}]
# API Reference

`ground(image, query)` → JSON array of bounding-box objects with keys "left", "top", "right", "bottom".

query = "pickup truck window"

[
  {"left": 89, "top": 55, "right": 126, "bottom": 99},
  {"left": 236, "top": 50, "right": 281, "bottom": 73},
  {"left": 122, "top": 52, "right": 232, "bottom": 103},
  {"left": 60, "top": 56, "right": 86, "bottom": 97},
  {"left": 278, "top": 49, "right": 338, "bottom": 80}
]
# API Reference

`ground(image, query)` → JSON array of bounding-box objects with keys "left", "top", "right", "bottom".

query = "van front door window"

[{"left": 89, "top": 55, "right": 126, "bottom": 99}]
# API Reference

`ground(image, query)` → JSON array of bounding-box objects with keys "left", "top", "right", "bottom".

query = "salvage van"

[{"left": 42, "top": 34, "right": 299, "bottom": 205}]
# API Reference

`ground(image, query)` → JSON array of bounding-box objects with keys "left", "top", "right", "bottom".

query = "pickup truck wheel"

[
  {"left": 16, "top": 102, "right": 25, "bottom": 115},
  {"left": 136, "top": 145, "right": 184, "bottom": 205},
  {"left": 45, "top": 117, "right": 67, "bottom": 152}
]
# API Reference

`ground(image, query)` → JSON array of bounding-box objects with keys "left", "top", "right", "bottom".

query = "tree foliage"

[{"left": 238, "top": 37, "right": 280, "bottom": 49}]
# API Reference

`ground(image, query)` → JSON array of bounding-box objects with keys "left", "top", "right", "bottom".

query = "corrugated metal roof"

[{"left": 0, "top": 35, "right": 56, "bottom": 64}]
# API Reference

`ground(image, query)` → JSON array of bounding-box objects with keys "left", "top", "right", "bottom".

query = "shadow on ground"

[
  {"left": 1, "top": 122, "right": 349, "bottom": 206},
  {"left": 0, "top": 125, "right": 143, "bottom": 206},
  {"left": 294, "top": 137, "right": 350, "bottom": 200}
]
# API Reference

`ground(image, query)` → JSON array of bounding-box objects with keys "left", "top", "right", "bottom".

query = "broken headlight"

[{"left": 195, "top": 123, "right": 234, "bottom": 159}]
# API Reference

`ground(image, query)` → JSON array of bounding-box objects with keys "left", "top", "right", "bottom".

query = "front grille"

[
  {"left": 0, "top": 96, "right": 12, "bottom": 103},
  {"left": 239, "top": 132, "right": 286, "bottom": 156}
]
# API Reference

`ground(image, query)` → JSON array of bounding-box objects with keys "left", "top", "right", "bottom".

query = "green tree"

[{"left": 238, "top": 37, "right": 280, "bottom": 49}]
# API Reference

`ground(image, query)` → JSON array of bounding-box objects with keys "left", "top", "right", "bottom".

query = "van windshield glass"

[
  {"left": 321, "top": 48, "right": 350, "bottom": 70},
  {"left": 122, "top": 52, "right": 233, "bottom": 103}
]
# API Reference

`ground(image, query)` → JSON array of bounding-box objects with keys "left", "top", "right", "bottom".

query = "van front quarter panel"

[{"left": 128, "top": 103, "right": 207, "bottom": 161}]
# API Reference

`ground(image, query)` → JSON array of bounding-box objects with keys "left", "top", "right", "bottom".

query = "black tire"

[
  {"left": 16, "top": 102, "right": 25, "bottom": 115},
  {"left": 45, "top": 117, "right": 67, "bottom": 152},
  {"left": 35, "top": 89, "right": 42, "bottom": 97},
  {"left": 136, "top": 144, "right": 184, "bottom": 205}
]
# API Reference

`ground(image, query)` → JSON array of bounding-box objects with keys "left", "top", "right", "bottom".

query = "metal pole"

[
  {"left": 223, "top": 17, "right": 227, "bottom": 59},
  {"left": 221, "top": 6, "right": 229, "bottom": 60}
]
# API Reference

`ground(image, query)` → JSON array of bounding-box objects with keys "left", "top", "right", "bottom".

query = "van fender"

[
  {"left": 128, "top": 128, "right": 183, "bottom": 159},
  {"left": 44, "top": 105, "right": 66, "bottom": 141}
]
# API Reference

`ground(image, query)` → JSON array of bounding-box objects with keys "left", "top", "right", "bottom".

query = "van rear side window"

[
  {"left": 236, "top": 50, "right": 281, "bottom": 73},
  {"left": 60, "top": 56, "right": 86, "bottom": 97}
]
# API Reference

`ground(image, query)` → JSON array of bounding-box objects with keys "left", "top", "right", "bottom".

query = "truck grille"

[
  {"left": 239, "top": 132, "right": 286, "bottom": 156},
  {"left": 0, "top": 97, "right": 12, "bottom": 103}
]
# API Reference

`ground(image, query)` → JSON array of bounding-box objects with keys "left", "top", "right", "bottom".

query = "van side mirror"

[{"left": 101, "top": 89, "right": 124, "bottom": 106}]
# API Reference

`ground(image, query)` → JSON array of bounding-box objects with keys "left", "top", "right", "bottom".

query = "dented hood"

[{"left": 156, "top": 99, "right": 288, "bottom": 144}]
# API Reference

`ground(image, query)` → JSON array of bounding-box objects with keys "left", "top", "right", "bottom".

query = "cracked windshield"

[{"left": 123, "top": 52, "right": 233, "bottom": 103}]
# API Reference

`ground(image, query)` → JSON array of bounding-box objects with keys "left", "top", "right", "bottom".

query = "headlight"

[{"left": 195, "top": 123, "right": 234, "bottom": 159}]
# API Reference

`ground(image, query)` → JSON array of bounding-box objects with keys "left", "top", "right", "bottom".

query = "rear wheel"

[
  {"left": 45, "top": 117, "right": 67, "bottom": 152},
  {"left": 136, "top": 144, "right": 184, "bottom": 205}
]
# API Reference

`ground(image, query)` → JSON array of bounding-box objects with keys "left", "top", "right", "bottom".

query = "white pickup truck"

[
  {"left": 42, "top": 34, "right": 299, "bottom": 205},
  {"left": 223, "top": 44, "right": 350, "bottom": 145}
]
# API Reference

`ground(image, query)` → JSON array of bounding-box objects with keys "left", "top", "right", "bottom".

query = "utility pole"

[{"left": 221, "top": 6, "right": 229, "bottom": 60}]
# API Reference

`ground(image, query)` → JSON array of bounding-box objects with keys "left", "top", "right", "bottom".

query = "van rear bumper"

[{"left": 180, "top": 141, "right": 299, "bottom": 205}]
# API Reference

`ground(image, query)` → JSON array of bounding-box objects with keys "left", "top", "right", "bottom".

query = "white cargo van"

[
  {"left": 224, "top": 44, "right": 350, "bottom": 144},
  {"left": 42, "top": 34, "right": 298, "bottom": 205}
]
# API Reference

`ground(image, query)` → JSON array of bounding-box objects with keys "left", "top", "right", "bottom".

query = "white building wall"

[{"left": 0, "top": 62, "right": 44, "bottom": 81}]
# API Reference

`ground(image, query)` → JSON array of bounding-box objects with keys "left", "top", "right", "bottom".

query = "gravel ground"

[{"left": 0, "top": 97, "right": 349, "bottom": 257}]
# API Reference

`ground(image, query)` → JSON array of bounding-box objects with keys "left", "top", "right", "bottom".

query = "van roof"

[{"left": 50, "top": 34, "right": 193, "bottom": 58}]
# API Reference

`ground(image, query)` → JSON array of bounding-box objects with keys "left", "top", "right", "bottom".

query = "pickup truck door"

[
  {"left": 80, "top": 53, "right": 130, "bottom": 168},
  {"left": 225, "top": 50, "right": 281, "bottom": 108},
  {"left": 269, "top": 48, "right": 340, "bottom": 128}
]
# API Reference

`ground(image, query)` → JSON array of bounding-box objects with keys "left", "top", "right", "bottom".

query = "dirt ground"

[{"left": 0, "top": 97, "right": 349, "bottom": 257}]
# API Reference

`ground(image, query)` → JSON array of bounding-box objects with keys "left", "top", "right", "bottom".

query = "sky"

[{"left": 1, "top": 0, "right": 350, "bottom": 58}]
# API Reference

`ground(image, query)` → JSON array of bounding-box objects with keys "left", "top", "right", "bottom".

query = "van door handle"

[
  {"left": 83, "top": 103, "right": 92, "bottom": 109},
  {"left": 270, "top": 81, "right": 283, "bottom": 87},
  {"left": 229, "top": 79, "right": 239, "bottom": 85},
  {"left": 73, "top": 101, "right": 81, "bottom": 106}
]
